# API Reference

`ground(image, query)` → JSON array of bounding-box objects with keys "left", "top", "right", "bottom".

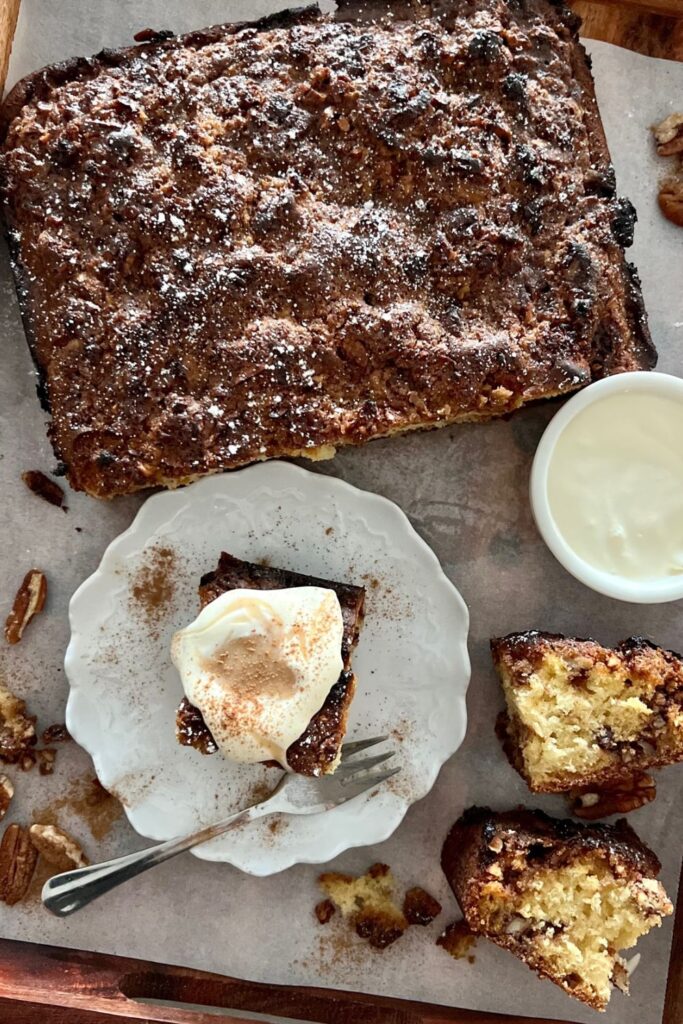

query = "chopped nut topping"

[
  {"left": 0, "top": 776, "right": 14, "bottom": 820},
  {"left": 487, "top": 835, "right": 504, "bottom": 853},
  {"left": 314, "top": 898, "right": 335, "bottom": 924},
  {"left": 21, "top": 471, "right": 66, "bottom": 509},
  {"left": 5, "top": 570, "right": 47, "bottom": 644},
  {"left": 0, "top": 682, "right": 37, "bottom": 765},
  {"left": 652, "top": 112, "right": 683, "bottom": 156},
  {"left": 0, "top": 824, "right": 38, "bottom": 904},
  {"left": 29, "top": 824, "right": 89, "bottom": 873},
  {"left": 570, "top": 772, "right": 656, "bottom": 819},
  {"left": 403, "top": 886, "right": 442, "bottom": 926},
  {"left": 437, "top": 920, "right": 477, "bottom": 959}
]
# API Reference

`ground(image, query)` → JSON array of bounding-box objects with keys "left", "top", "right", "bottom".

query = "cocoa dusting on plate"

[
  {"left": 33, "top": 776, "right": 124, "bottom": 842},
  {"left": 129, "top": 545, "right": 177, "bottom": 628}
]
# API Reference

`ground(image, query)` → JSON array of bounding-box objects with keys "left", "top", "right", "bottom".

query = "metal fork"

[{"left": 42, "top": 736, "right": 398, "bottom": 917}]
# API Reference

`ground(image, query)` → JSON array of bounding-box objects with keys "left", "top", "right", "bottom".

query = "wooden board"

[{"left": 0, "top": 1, "right": 681, "bottom": 1022}]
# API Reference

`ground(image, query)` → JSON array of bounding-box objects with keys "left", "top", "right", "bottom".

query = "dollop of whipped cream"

[{"left": 171, "top": 587, "right": 343, "bottom": 769}]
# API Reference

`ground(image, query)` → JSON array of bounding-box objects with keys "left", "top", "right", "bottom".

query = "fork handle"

[{"left": 42, "top": 800, "right": 271, "bottom": 917}]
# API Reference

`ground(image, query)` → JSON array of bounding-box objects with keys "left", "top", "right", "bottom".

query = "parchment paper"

[{"left": 1, "top": 5, "right": 682, "bottom": 1022}]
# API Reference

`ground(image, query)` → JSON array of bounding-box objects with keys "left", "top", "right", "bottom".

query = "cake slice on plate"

[
  {"left": 441, "top": 807, "right": 672, "bottom": 1011},
  {"left": 174, "top": 552, "right": 365, "bottom": 776}
]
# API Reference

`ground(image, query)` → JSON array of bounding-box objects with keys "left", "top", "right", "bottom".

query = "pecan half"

[
  {"left": 0, "top": 824, "right": 38, "bottom": 904},
  {"left": 659, "top": 177, "right": 683, "bottom": 228},
  {"left": 5, "top": 570, "right": 47, "bottom": 644},
  {"left": 652, "top": 112, "right": 683, "bottom": 157},
  {"left": 21, "top": 471, "right": 65, "bottom": 509},
  {"left": 570, "top": 772, "right": 656, "bottom": 819},
  {"left": 29, "top": 824, "right": 89, "bottom": 873},
  {"left": 0, "top": 776, "right": 13, "bottom": 820}
]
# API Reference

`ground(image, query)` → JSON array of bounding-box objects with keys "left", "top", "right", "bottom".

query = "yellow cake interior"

[
  {"left": 478, "top": 854, "right": 670, "bottom": 1010},
  {"left": 502, "top": 653, "right": 654, "bottom": 785}
]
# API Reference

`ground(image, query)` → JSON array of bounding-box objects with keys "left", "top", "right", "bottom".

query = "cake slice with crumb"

[
  {"left": 442, "top": 807, "right": 672, "bottom": 1011},
  {"left": 491, "top": 632, "right": 683, "bottom": 793}
]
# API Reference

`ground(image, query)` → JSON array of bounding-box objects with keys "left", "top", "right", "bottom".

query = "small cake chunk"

[
  {"left": 318, "top": 863, "right": 408, "bottom": 948},
  {"left": 176, "top": 552, "right": 365, "bottom": 776},
  {"left": 442, "top": 807, "right": 672, "bottom": 1011},
  {"left": 491, "top": 632, "right": 683, "bottom": 793}
]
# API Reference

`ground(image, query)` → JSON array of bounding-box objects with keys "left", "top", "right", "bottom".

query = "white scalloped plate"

[{"left": 65, "top": 463, "right": 470, "bottom": 874}]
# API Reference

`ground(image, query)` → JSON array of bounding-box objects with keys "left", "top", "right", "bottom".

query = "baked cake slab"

[{"left": 0, "top": 2, "right": 655, "bottom": 497}]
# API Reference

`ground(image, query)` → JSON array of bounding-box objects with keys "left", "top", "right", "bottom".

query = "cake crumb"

[
  {"left": 437, "top": 920, "right": 478, "bottom": 959},
  {"left": 315, "top": 898, "right": 336, "bottom": 924},
  {"left": 403, "top": 886, "right": 442, "bottom": 925}
]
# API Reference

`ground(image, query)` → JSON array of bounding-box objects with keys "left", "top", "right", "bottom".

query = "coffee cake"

[
  {"left": 176, "top": 552, "right": 365, "bottom": 775},
  {"left": 491, "top": 631, "right": 683, "bottom": 792},
  {"left": 442, "top": 807, "right": 672, "bottom": 1010},
  {"left": 0, "top": 2, "right": 655, "bottom": 497}
]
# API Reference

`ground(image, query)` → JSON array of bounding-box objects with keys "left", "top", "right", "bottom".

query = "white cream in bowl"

[{"left": 530, "top": 372, "right": 683, "bottom": 603}]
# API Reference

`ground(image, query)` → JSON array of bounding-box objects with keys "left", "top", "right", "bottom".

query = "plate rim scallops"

[{"left": 65, "top": 463, "right": 471, "bottom": 874}]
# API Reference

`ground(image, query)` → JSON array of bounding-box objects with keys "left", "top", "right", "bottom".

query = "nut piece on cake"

[
  {"left": 491, "top": 632, "right": 683, "bottom": 794},
  {"left": 441, "top": 807, "right": 672, "bottom": 1011},
  {"left": 174, "top": 552, "right": 364, "bottom": 776}
]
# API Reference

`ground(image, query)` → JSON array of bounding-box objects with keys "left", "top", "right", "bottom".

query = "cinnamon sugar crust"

[{"left": 0, "top": 1, "right": 654, "bottom": 497}]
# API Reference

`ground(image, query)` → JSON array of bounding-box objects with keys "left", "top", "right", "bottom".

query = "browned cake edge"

[
  {"left": 0, "top": 2, "right": 656, "bottom": 497},
  {"left": 441, "top": 806, "right": 665, "bottom": 1010},
  {"left": 176, "top": 550, "right": 365, "bottom": 775},
  {"left": 491, "top": 631, "right": 683, "bottom": 791}
]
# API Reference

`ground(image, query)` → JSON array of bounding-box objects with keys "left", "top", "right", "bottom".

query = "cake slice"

[
  {"left": 441, "top": 807, "right": 672, "bottom": 1011},
  {"left": 491, "top": 632, "right": 683, "bottom": 793},
  {"left": 176, "top": 552, "right": 365, "bottom": 775}
]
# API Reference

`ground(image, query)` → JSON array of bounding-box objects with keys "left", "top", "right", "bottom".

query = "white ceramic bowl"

[{"left": 530, "top": 371, "right": 683, "bottom": 604}]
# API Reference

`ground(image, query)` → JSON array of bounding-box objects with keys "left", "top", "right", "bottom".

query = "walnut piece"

[
  {"left": 29, "top": 824, "right": 89, "bottom": 873},
  {"left": 570, "top": 772, "right": 656, "bottom": 820},
  {"left": 5, "top": 569, "right": 47, "bottom": 644},
  {"left": 0, "top": 824, "right": 38, "bottom": 904},
  {"left": 659, "top": 177, "right": 683, "bottom": 228},
  {"left": 0, "top": 776, "right": 14, "bottom": 820},
  {"left": 652, "top": 112, "right": 683, "bottom": 156},
  {"left": 0, "top": 682, "right": 37, "bottom": 764},
  {"left": 21, "top": 470, "right": 65, "bottom": 509}
]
